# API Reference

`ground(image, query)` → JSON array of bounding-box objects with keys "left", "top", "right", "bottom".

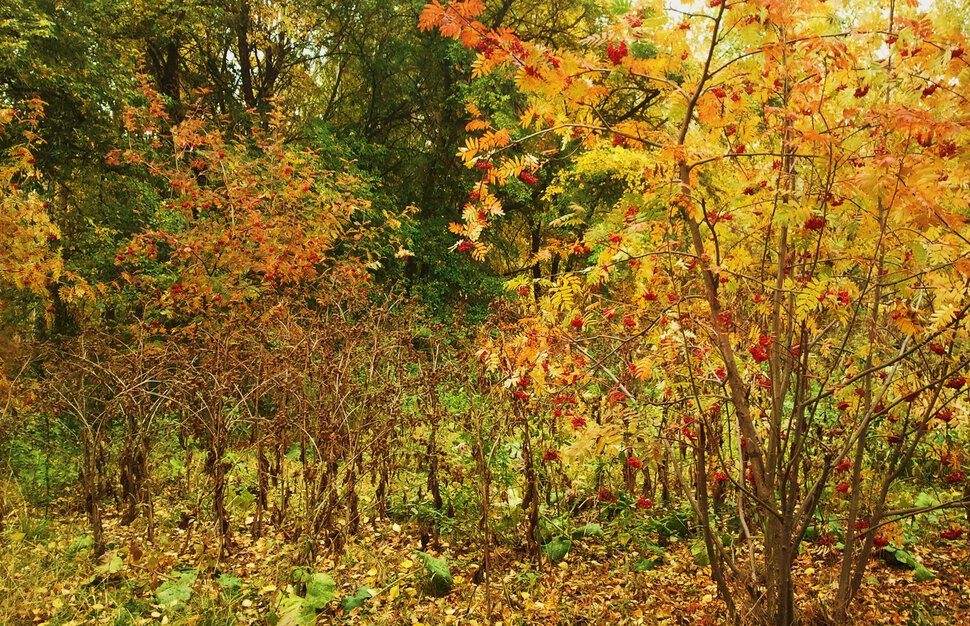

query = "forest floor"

[{"left": 1, "top": 502, "right": 969, "bottom": 626}]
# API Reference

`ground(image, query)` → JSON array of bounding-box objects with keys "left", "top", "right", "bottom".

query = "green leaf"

[
  {"left": 690, "top": 540, "right": 710, "bottom": 566},
  {"left": 914, "top": 492, "right": 938, "bottom": 509},
  {"left": 886, "top": 548, "right": 917, "bottom": 570},
  {"left": 229, "top": 486, "right": 256, "bottom": 515},
  {"left": 285, "top": 442, "right": 303, "bottom": 462},
  {"left": 542, "top": 537, "right": 572, "bottom": 562},
  {"left": 609, "top": 0, "right": 633, "bottom": 15},
  {"left": 634, "top": 556, "right": 662, "bottom": 571},
  {"left": 278, "top": 593, "right": 316, "bottom": 626},
  {"left": 914, "top": 565, "right": 935, "bottom": 582},
  {"left": 304, "top": 572, "right": 337, "bottom": 609},
  {"left": 630, "top": 41, "right": 658, "bottom": 59},
  {"left": 571, "top": 523, "right": 604, "bottom": 539},
  {"left": 156, "top": 569, "right": 198, "bottom": 608},
  {"left": 341, "top": 587, "right": 375, "bottom": 614},
  {"left": 96, "top": 551, "right": 124, "bottom": 576},
  {"left": 415, "top": 551, "right": 453, "bottom": 596},
  {"left": 217, "top": 574, "right": 242, "bottom": 597}
]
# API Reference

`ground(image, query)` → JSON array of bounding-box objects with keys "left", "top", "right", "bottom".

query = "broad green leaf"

[
  {"left": 571, "top": 523, "right": 604, "bottom": 539},
  {"left": 341, "top": 587, "right": 376, "bottom": 614},
  {"left": 415, "top": 550, "right": 453, "bottom": 596},
  {"left": 543, "top": 537, "right": 572, "bottom": 562},
  {"left": 914, "top": 565, "right": 935, "bottom": 582},
  {"left": 690, "top": 540, "right": 710, "bottom": 566},
  {"left": 304, "top": 572, "right": 337, "bottom": 609},
  {"left": 634, "top": 557, "right": 662, "bottom": 571},
  {"left": 217, "top": 574, "right": 242, "bottom": 597},
  {"left": 156, "top": 569, "right": 198, "bottom": 608}
]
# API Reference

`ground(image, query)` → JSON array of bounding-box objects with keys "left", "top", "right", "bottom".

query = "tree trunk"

[{"left": 764, "top": 517, "right": 796, "bottom": 626}]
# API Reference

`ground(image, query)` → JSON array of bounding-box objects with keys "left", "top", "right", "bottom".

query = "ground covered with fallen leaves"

[{"left": 2, "top": 499, "right": 969, "bottom": 626}]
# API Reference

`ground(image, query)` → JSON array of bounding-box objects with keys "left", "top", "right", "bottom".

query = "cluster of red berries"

[
  {"left": 597, "top": 487, "right": 617, "bottom": 503},
  {"left": 749, "top": 335, "right": 772, "bottom": 363},
  {"left": 804, "top": 215, "right": 826, "bottom": 231},
  {"left": 606, "top": 41, "right": 628, "bottom": 65}
]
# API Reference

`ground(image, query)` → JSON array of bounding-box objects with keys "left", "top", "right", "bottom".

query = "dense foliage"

[{"left": 0, "top": 0, "right": 968, "bottom": 624}]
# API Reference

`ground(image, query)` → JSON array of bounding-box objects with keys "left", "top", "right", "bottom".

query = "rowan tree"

[{"left": 421, "top": 0, "right": 970, "bottom": 622}]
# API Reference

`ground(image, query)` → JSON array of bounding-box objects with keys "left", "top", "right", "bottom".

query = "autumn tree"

[{"left": 421, "top": 0, "right": 970, "bottom": 623}]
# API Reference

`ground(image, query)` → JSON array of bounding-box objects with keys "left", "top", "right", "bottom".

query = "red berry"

[
  {"left": 607, "top": 41, "right": 628, "bottom": 65},
  {"left": 627, "top": 457, "right": 643, "bottom": 469},
  {"left": 836, "top": 482, "right": 850, "bottom": 493},
  {"left": 597, "top": 487, "right": 617, "bottom": 503},
  {"left": 636, "top": 496, "right": 653, "bottom": 510},
  {"left": 570, "top": 317, "right": 585, "bottom": 329},
  {"left": 749, "top": 345, "right": 770, "bottom": 363},
  {"left": 804, "top": 215, "right": 827, "bottom": 231},
  {"left": 873, "top": 535, "right": 889, "bottom": 548}
]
